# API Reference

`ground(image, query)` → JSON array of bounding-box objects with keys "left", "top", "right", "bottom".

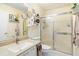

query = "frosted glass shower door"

[
  {"left": 40, "top": 18, "right": 54, "bottom": 49},
  {"left": 54, "top": 14, "right": 73, "bottom": 55}
]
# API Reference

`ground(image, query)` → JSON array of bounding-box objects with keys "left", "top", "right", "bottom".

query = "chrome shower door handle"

[{"left": 55, "top": 32, "right": 71, "bottom": 35}]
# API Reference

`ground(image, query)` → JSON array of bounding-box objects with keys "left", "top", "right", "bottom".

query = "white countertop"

[{"left": 0, "top": 39, "right": 40, "bottom": 56}]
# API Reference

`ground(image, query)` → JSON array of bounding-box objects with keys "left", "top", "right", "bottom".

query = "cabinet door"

[
  {"left": 25, "top": 46, "right": 37, "bottom": 56},
  {"left": 19, "top": 46, "right": 37, "bottom": 56},
  {"left": 54, "top": 14, "right": 73, "bottom": 55}
]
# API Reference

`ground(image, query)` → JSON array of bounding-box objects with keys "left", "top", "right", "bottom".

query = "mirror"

[{"left": 0, "top": 11, "right": 9, "bottom": 41}]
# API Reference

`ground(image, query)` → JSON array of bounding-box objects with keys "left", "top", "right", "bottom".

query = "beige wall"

[{"left": 46, "top": 5, "right": 72, "bottom": 15}]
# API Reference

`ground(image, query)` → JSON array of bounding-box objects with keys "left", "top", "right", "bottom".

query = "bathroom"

[{"left": 0, "top": 3, "right": 79, "bottom": 56}]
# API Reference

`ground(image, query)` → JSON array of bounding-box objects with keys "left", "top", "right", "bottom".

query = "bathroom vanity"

[{"left": 0, "top": 39, "right": 42, "bottom": 56}]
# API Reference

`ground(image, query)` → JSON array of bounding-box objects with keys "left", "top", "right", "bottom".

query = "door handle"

[{"left": 55, "top": 32, "right": 71, "bottom": 35}]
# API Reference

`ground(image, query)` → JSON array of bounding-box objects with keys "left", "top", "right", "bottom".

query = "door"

[
  {"left": 40, "top": 17, "right": 54, "bottom": 49},
  {"left": 53, "top": 14, "right": 73, "bottom": 55}
]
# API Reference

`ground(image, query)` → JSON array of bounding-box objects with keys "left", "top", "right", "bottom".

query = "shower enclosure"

[
  {"left": 40, "top": 11, "right": 74, "bottom": 55},
  {"left": 40, "top": 16, "right": 54, "bottom": 49}
]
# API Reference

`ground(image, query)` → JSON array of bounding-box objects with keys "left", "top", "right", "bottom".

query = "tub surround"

[{"left": 0, "top": 39, "right": 41, "bottom": 56}]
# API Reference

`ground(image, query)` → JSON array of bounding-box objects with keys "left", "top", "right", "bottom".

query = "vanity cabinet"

[
  {"left": 18, "top": 43, "right": 42, "bottom": 56},
  {"left": 19, "top": 46, "right": 37, "bottom": 56}
]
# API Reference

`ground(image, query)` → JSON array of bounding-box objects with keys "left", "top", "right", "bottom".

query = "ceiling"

[
  {"left": 4, "top": 3, "right": 28, "bottom": 13},
  {"left": 4, "top": 3, "right": 73, "bottom": 14},
  {"left": 28, "top": 3, "right": 73, "bottom": 11}
]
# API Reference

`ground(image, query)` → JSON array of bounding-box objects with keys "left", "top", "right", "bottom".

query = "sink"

[
  {"left": 8, "top": 40, "right": 33, "bottom": 53},
  {"left": 19, "top": 42, "right": 33, "bottom": 50}
]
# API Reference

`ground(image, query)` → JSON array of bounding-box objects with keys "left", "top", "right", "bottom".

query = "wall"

[
  {"left": 0, "top": 4, "right": 28, "bottom": 42},
  {"left": 46, "top": 5, "right": 73, "bottom": 15}
]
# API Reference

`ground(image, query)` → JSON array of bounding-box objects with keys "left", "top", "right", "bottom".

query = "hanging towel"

[{"left": 74, "top": 15, "right": 79, "bottom": 46}]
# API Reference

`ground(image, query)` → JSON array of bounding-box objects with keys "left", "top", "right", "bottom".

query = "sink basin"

[{"left": 8, "top": 41, "right": 33, "bottom": 53}]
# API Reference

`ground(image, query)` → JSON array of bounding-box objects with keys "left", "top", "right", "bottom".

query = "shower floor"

[{"left": 42, "top": 49, "right": 71, "bottom": 56}]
